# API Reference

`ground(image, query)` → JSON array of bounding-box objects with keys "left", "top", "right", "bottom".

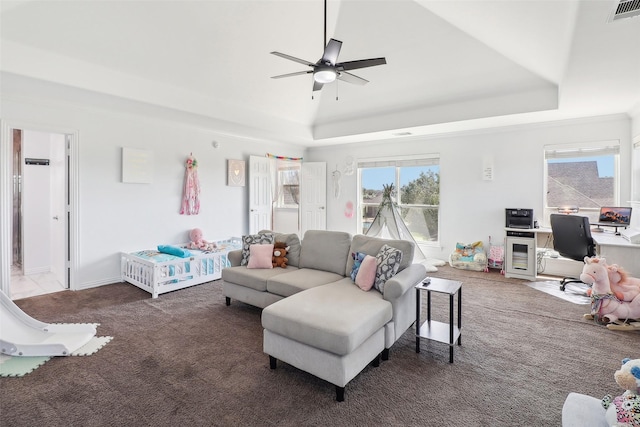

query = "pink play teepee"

[{"left": 180, "top": 154, "right": 200, "bottom": 215}]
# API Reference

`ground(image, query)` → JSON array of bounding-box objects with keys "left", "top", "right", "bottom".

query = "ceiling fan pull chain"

[{"left": 336, "top": 80, "right": 339, "bottom": 101}]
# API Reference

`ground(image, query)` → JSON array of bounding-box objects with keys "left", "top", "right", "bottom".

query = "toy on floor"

[
  {"left": 272, "top": 242, "right": 289, "bottom": 268},
  {"left": 449, "top": 241, "right": 487, "bottom": 272},
  {"left": 601, "top": 358, "right": 640, "bottom": 427},
  {"left": 187, "top": 228, "right": 216, "bottom": 251},
  {"left": 580, "top": 257, "right": 640, "bottom": 329},
  {"left": 607, "top": 263, "right": 640, "bottom": 302},
  {"left": 585, "top": 258, "right": 640, "bottom": 302},
  {"left": 0, "top": 290, "right": 96, "bottom": 357}
]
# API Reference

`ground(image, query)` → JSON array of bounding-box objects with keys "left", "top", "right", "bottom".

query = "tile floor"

[{"left": 10, "top": 265, "right": 66, "bottom": 300}]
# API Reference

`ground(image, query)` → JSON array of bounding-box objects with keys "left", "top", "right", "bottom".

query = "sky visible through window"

[{"left": 362, "top": 166, "right": 439, "bottom": 189}]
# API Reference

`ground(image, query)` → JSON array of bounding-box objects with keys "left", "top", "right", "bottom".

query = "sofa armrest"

[
  {"left": 227, "top": 249, "right": 242, "bottom": 267},
  {"left": 383, "top": 264, "right": 427, "bottom": 300}
]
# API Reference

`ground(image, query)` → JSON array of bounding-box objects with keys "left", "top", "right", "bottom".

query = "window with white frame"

[
  {"left": 274, "top": 160, "right": 300, "bottom": 208},
  {"left": 359, "top": 157, "right": 440, "bottom": 243},
  {"left": 544, "top": 140, "right": 620, "bottom": 225}
]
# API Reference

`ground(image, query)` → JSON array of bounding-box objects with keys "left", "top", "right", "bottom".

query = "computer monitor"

[{"left": 596, "top": 206, "right": 632, "bottom": 226}]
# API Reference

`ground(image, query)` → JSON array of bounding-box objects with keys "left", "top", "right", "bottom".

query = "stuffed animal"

[
  {"left": 607, "top": 264, "right": 640, "bottom": 302},
  {"left": 584, "top": 258, "right": 640, "bottom": 302},
  {"left": 187, "top": 228, "right": 216, "bottom": 251},
  {"left": 272, "top": 242, "right": 289, "bottom": 268},
  {"left": 580, "top": 257, "right": 640, "bottom": 324},
  {"left": 602, "top": 358, "right": 640, "bottom": 426}
]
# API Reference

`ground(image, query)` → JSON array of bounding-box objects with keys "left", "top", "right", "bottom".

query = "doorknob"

[
  {"left": 52, "top": 215, "right": 59, "bottom": 220},
  {"left": 319, "top": 206, "right": 325, "bottom": 210}
]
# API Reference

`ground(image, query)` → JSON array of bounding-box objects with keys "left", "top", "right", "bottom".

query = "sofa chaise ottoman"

[{"left": 222, "top": 229, "right": 427, "bottom": 401}]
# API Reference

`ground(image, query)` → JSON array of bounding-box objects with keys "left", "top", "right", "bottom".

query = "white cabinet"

[{"left": 504, "top": 234, "right": 536, "bottom": 281}]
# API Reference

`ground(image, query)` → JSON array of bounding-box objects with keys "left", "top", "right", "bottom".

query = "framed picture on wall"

[{"left": 227, "top": 159, "right": 245, "bottom": 187}]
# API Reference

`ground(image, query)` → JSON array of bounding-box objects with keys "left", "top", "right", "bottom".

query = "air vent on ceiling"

[{"left": 608, "top": 0, "right": 640, "bottom": 22}]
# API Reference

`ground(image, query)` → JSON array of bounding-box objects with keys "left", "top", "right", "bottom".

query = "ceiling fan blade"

[
  {"left": 271, "top": 70, "right": 313, "bottom": 79},
  {"left": 313, "top": 80, "right": 324, "bottom": 92},
  {"left": 337, "top": 57, "right": 387, "bottom": 71},
  {"left": 271, "top": 51, "right": 315, "bottom": 67},
  {"left": 337, "top": 71, "right": 368, "bottom": 85},
  {"left": 321, "top": 38, "right": 342, "bottom": 65}
]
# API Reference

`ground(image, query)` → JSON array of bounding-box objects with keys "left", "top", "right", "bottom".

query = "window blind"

[
  {"left": 544, "top": 142, "right": 620, "bottom": 159},
  {"left": 358, "top": 157, "right": 439, "bottom": 168}
]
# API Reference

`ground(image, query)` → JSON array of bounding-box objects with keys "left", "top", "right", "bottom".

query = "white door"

[
  {"left": 301, "top": 162, "right": 327, "bottom": 235},
  {"left": 49, "top": 134, "right": 68, "bottom": 286},
  {"left": 249, "top": 155, "right": 271, "bottom": 234}
]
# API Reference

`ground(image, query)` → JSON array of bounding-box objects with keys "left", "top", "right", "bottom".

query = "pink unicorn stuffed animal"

[
  {"left": 580, "top": 257, "right": 640, "bottom": 324},
  {"left": 606, "top": 263, "right": 640, "bottom": 302},
  {"left": 584, "top": 257, "right": 640, "bottom": 302}
]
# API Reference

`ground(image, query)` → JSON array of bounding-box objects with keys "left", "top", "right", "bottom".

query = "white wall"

[
  {"left": 307, "top": 115, "right": 633, "bottom": 261},
  {"left": 2, "top": 96, "right": 303, "bottom": 289}
]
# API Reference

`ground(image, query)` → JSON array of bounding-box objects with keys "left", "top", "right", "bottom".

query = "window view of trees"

[{"left": 361, "top": 163, "right": 440, "bottom": 242}]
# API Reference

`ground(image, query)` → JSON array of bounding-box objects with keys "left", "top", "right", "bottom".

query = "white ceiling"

[{"left": 1, "top": 0, "right": 639, "bottom": 146}]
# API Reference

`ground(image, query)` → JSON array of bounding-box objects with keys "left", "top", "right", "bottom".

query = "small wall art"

[
  {"left": 227, "top": 159, "right": 246, "bottom": 187},
  {"left": 122, "top": 147, "right": 153, "bottom": 184}
]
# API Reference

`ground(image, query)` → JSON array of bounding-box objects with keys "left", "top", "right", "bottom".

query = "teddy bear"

[
  {"left": 602, "top": 358, "right": 640, "bottom": 426},
  {"left": 272, "top": 241, "right": 289, "bottom": 268},
  {"left": 187, "top": 228, "right": 216, "bottom": 251}
]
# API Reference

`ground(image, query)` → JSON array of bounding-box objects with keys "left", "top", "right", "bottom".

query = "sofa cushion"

[
  {"left": 374, "top": 244, "right": 403, "bottom": 293},
  {"left": 259, "top": 230, "right": 301, "bottom": 268},
  {"left": 266, "top": 268, "right": 345, "bottom": 298},
  {"left": 346, "top": 235, "right": 414, "bottom": 276},
  {"left": 299, "top": 230, "right": 351, "bottom": 276},
  {"left": 222, "top": 265, "right": 296, "bottom": 292},
  {"left": 246, "top": 244, "right": 274, "bottom": 269},
  {"left": 355, "top": 255, "right": 377, "bottom": 291},
  {"left": 262, "top": 279, "right": 392, "bottom": 356},
  {"left": 241, "top": 233, "right": 274, "bottom": 266}
]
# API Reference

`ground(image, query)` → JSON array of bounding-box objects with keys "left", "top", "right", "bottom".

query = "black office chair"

[{"left": 549, "top": 214, "right": 596, "bottom": 292}]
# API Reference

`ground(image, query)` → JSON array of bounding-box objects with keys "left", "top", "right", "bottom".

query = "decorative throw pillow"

[
  {"left": 247, "top": 244, "right": 274, "bottom": 269},
  {"left": 355, "top": 255, "right": 377, "bottom": 291},
  {"left": 241, "top": 233, "right": 274, "bottom": 266},
  {"left": 350, "top": 252, "right": 366, "bottom": 281},
  {"left": 157, "top": 245, "right": 192, "bottom": 258},
  {"left": 374, "top": 244, "right": 403, "bottom": 293}
]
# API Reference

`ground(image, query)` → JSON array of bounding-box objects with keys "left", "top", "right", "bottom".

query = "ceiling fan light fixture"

[{"left": 314, "top": 67, "right": 336, "bottom": 84}]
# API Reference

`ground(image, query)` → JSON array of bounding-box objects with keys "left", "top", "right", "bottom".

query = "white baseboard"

[{"left": 76, "top": 276, "right": 122, "bottom": 291}]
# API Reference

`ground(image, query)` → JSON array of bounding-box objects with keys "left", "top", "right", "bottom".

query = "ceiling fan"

[{"left": 270, "top": 0, "right": 386, "bottom": 94}]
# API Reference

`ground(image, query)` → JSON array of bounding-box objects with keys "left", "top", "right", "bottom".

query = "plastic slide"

[{"left": 0, "top": 290, "right": 96, "bottom": 357}]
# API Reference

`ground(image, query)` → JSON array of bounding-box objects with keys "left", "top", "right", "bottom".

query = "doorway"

[{"left": 5, "top": 127, "right": 72, "bottom": 299}]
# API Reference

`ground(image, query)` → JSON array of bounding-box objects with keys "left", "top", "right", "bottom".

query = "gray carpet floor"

[{"left": 1, "top": 266, "right": 638, "bottom": 426}]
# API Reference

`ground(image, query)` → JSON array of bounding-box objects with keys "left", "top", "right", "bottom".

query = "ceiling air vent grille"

[{"left": 608, "top": 0, "right": 640, "bottom": 22}]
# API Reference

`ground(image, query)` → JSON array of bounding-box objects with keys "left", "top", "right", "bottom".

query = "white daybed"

[{"left": 121, "top": 238, "right": 241, "bottom": 298}]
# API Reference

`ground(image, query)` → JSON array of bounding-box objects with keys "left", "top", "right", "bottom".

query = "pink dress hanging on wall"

[{"left": 180, "top": 154, "right": 200, "bottom": 215}]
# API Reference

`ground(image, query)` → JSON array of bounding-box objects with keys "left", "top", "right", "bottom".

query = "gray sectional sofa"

[{"left": 222, "top": 230, "right": 427, "bottom": 401}]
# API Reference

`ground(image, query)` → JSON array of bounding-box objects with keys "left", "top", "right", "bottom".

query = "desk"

[{"left": 591, "top": 231, "right": 640, "bottom": 277}]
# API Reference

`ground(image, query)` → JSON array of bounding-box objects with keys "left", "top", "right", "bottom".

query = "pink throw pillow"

[
  {"left": 355, "top": 255, "right": 377, "bottom": 291},
  {"left": 247, "top": 244, "right": 274, "bottom": 269}
]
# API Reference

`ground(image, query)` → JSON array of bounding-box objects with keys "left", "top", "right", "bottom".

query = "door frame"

[{"left": 0, "top": 120, "right": 79, "bottom": 296}]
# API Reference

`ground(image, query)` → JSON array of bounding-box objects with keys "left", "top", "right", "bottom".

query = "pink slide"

[{"left": 0, "top": 290, "right": 96, "bottom": 357}]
